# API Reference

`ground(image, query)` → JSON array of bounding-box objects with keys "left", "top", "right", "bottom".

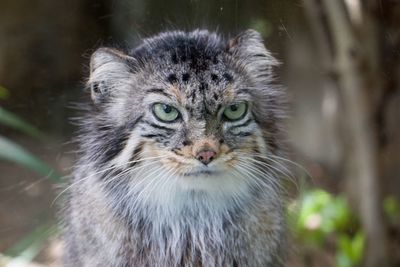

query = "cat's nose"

[{"left": 196, "top": 149, "right": 216, "bottom": 165}]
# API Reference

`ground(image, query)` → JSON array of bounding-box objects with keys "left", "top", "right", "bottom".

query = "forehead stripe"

[
  {"left": 167, "top": 74, "right": 178, "bottom": 84},
  {"left": 182, "top": 73, "right": 190, "bottom": 82},
  {"left": 223, "top": 73, "right": 233, "bottom": 82}
]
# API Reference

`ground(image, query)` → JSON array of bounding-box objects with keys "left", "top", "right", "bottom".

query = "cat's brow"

[{"left": 146, "top": 88, "right": 173, "bottom": 99}]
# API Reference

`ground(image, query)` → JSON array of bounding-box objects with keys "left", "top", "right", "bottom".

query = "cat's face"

[
  {"left": 85, "top": 30, "right": 285, "bottom": 193},
  {"left": 137, "top": 69, "right": 259, "bottom": 181}
]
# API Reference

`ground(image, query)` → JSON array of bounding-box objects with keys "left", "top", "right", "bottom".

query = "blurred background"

[{"left": 0, "top": 0, "right": 399, "bottom": 266}]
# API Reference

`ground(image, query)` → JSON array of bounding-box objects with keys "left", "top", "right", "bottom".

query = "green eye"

[
  {"left": 153, "top": 103, "right": 179, "bottom": 122},
  {"left": 223, "top": 102, "right": 248, "bottom": 121}
]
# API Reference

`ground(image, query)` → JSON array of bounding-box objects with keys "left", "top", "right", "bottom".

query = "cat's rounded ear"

[
  {"left": 88, "top": 47, "right": 137, "bottom": 104},
  {"left": 226, "top": 29, "right": 279, "bottom": 78}
]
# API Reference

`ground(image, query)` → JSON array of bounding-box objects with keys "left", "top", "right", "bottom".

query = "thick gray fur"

[{"left": 62, "top": 29, "right": 288, "bottom": 267}]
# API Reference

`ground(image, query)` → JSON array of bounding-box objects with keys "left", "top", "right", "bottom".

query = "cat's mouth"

[{"left": 183, "top": 168, "right": 220, "bottom": 177}]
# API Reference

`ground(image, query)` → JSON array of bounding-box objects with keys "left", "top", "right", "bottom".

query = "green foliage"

[
  {"left": 5, "top": 223, "right": 57, "bottom": 262},
  {"left": 294, "top": 190, "right": 352, "bottom": 245},
  {"left": 0, "top": 107, "right": 43, "bottom": 139},
  {"left": 0, "top": 88, "right": 61, "bottom": 181},
  {"left": 0, "top": 136, "right": 60, "bottom": 181},
  {"left": 336, "top": 231, "right": 365, "bottom": 267},
  {"left": 0, "top": 85, "right": 9, "bottom": 99},
  {"left": 291, "top": 189, "right": 364, "bottom": 267},
  {"left": 384, "top": 196, "right": 400, "bottom": 224}
]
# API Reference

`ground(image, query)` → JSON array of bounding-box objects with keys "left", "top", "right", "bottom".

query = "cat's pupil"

[
  {"left": 163, "top": 104, "right": 172, "bottom": 113},
  {"left": 230, "top": 104, "right": 239, "bottom": 112}
]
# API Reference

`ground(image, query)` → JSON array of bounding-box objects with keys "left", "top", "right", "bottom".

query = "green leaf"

[
  {"left": 0, "top": 85, "right": 9, "bottom": 99},
  {"left": 5, "top": 223, "right": 57, "bottom": 261},
  {"left": 332, "top": 197, "right": 351, "bottom": 230},
  {"left": 336, "top": 251, "right": 352, "bottom": 267},
  {"left": 336, "top": 232, "right": 365, "bottom": 267},
  {"left": 384, "top": 196, "right": 400, "bottom": 223},
  {"left": 351, "top": 231, "right": 365, "bottom": 263},
  {"left": 338, "top": 234, "right": 353, "bottom": 258},
  {"left": 0, "top": 136, "right": 61, "bottom": 182},
  {"left": 0, "top": 107, "right": 43, "bottom": 139}
]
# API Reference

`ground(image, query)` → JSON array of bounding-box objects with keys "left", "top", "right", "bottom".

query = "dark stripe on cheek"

[
  {"left": 232, "top": 131, "right": 253, "bottom": 137},
  {"left": 142, "top": 120, "right": 175, "bottom": 132},
  {"left": 127, "top": 115, "right": 144, "bottom": 130},
  {"left": 129, "top": 141, "right": 144, "bottom": 167},
  {"left": 141, "top": 134, "right": 167, "bottom": 138},
  {"left": 100, "top": 133, "right": 129, "bottom": 164},
  {"left": 99, "top": 116, "right": 142, "bottom": 164},
  {"left": 99, "top": 167, "right": 123, "bottom": 182},
  {"left": 234, "top": 118, "right": 253, "bottom": 128}
]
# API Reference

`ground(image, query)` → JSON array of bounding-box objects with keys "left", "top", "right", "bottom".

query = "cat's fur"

[{"left": 63, "top": 29, "right": 288, "bottom": 267}]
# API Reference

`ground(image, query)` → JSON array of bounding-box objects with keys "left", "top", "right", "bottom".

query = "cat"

[{"left": 63, "top": 29, "right": 289, "bottom": 267}]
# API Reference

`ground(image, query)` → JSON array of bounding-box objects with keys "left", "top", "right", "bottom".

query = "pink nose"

[{"left": 196, "top": 150, "right": 216, "bottom": 165}]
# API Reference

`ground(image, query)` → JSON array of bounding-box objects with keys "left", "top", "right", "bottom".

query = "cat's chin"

[{"left": 175, "top": 167, "right": 247, "bottom": 193}]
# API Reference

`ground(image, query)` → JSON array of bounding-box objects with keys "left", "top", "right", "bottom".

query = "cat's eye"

[
  {"left": 223, "top": 102, "right": 248, "bottom": 121},
  {"left": 153, "top": 103, "right": 180, "bottom": 122}
]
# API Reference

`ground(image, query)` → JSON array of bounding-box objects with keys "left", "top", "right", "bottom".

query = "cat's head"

[{"left": 83, "top": 29, "right": 286, "bottom": 193}]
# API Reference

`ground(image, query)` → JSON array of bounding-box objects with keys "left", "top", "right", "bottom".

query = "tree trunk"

[{"left": 303, "top": 0, "right": 389, "bottom": 266}]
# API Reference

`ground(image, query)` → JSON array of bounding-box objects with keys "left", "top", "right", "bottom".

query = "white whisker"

[{"left": 53, "top": 154, "right": 169, "bottom": 206}]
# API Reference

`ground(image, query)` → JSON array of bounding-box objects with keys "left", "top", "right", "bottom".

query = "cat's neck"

[{"left": 121, "top": 180, "right": 261, "bottom": 267}]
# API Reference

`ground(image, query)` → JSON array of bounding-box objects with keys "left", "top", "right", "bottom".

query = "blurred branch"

[{"left": 303, "top": 0, "right": 333, "bottom": 69}]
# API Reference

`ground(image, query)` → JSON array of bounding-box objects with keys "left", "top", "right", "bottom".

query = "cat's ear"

[
  {"left": 226, "top": 29, "right": 279, "bottom": 78},
  {"left": 88, "top": 47, "right": 136, "bottom": 104}
]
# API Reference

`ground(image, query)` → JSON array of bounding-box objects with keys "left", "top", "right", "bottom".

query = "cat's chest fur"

[{"left": 68, "top": 170, "right": 283, "bottom": 267}]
